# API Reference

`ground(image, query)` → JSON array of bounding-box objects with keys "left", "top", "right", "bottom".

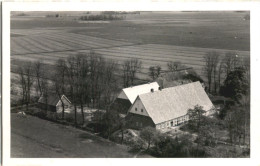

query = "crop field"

[{"left": 11, "top": 11, "right": 250, "bottom": 102}]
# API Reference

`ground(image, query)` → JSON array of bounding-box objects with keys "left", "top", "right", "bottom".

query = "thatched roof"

[{"left": 137, "top": 81, "right": 214, "bottom": 124}]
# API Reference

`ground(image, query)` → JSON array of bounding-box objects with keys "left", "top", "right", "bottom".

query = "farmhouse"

[
  {"left": 113, "top": 82, "right": 160, "bottom": 114},
  {"left": 38, "top": 94, "right": 72, "bottom": 113},
  {"left": 125, "top": 81, "right": 215, "bottom": 130}
]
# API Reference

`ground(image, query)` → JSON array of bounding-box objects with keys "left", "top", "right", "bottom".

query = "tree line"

[
  {"left": 16, "top": 51, "right": 143, "bottom": 126},
  {"left": 203, "top": 51, "right": 250, "bottom": 95}
]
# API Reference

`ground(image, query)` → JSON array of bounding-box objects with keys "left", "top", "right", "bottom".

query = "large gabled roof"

[
  {"left": 38, "top": 94, "right": 71, "bottom": 106},
  {"left": 138, "top": 81, "right": 214, "bottom": 124},
  {"left": 119, "top": 82, "right": 160, "bottom": 104}
]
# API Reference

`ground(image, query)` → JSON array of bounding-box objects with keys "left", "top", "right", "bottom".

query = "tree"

[
  {"left": 122, "top": 60, "right": 131, "bottom": 88},
  {"left": 101, "top": 60, "right": 119, "bottom": 108},
  {"left": 75, "top": 54, "right": 88, "bottom": 125},
  {"left": 65, "top": 55, "right": 78, "bottom": 126},
  {"left": 41, "top": 77, "right": 50, "bottom": 113},
  {"left": 217, "top": 60, "right": 224, "bottom": 93},
  {"left": 167, "top": 61, "right": 183, "bottom": 72},
  {"left": 212, "top": 52, "right": 220, "bottom": 94},
  {"left": 182, "top": 69, "right": 204, "bottom": 83},
  {"left": 18, "top": 62, "right": 34, "bottom": 111},
  {"left": 102, "top": 108, "right": 121, "bottom": 139},
  {"left": 187, "top": 105, "right": 206, "bottom": 133},
  {"left": 149, "top": 65, "right": 161, "bottom": 80},
  {"left": 149, "top": 66, "right": 156, "bottom": 80},
  {"left": 223, "top": 52, "right": 241, "bottom": 77},
  {"left": 18, "top": 67, "right": 26, "bottom": 104},
  {"left": 122, "top": 58, "right": 142, "bottom": 87},
  {"left": 220, "top": 67, "right": 249, "bottom": 102},
  {"left": 225, "top": 106, "right": 243, "bottom": 144},
  {"left": 53, "top": 58, "right": 67, "bottom": 120},
  {"left": 140, "top": 126, "right": 159, "bottom": 150},
  {"left": 239, "top": 94, "right": 250, "bottom": 145},
  {"left": 34, "top": 61, "right": 44, "bottom": 97},
  {"left": 203, "top": 51, "right": 220, "bottom": 93},
  {"left": 88, "top": 51, "right": 104, "bottom": 108}
]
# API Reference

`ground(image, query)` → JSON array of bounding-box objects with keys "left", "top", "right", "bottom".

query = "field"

[
  {"left": 11, "top": 113, "right": 153, "bottom": 157},
  {"left": 11, "top": 11, "right": 250, "bottom": 101}
]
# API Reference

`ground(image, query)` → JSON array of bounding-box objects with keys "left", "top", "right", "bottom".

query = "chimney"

[
  {"left": 158, "top": 86, "right": 162, "bottom": 91},
  {"left": 151, "top": 88, "right": 154, "bottom": 93}
]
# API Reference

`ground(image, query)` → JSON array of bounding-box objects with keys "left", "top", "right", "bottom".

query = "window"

[
  {"left": 171, "top": 121, "right": 173, "bottom": 127},
  {"left": 136, "top": 122, "right": 138, "bottom": 126},
  {"left": 141, "top": 109, "right": 143, "bottom": 112},
  {"left": 158, "top": 125, "right": 160, "bottom": 129},
  {"left": 135, "top": 108, "right": 137, "bottom": 111},
  {"left": 140, "top": 122, "right": 143, "bottom": 127}
]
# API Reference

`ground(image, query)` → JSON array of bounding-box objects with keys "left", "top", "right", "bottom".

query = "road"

[{"left": 11, "top": 113, "right": 151, "bottom": 158}]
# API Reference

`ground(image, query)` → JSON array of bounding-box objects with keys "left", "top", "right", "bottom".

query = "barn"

[
  {"left": 112, "top": 82, "right": 160, "bottom": 114},
  {"left": 38, "top": 94, "right": 72, "bottom": 113},
  {"left": 125, "top": 81, "right": 215, "bottom": 130}
]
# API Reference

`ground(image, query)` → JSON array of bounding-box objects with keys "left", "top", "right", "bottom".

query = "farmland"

[{"left": 11, "top": 11, "right": 250, "bottom": 101}]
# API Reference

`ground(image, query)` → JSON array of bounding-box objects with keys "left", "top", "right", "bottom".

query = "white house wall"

[
  {"left": 56, "top": 96, "right": 72, "bottom": 113},
  {"left": 155, "top": 114, "right": 189, "bottom": 130},
  {"left": 129, "top": 97, "right": 149, "bottom": 117}
]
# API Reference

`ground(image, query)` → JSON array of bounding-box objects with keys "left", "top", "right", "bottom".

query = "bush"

[
  {"left": 130, "top": 138, "right": 145, "bottom": 152},
  {"left": 34, "top": 111, "right": 47, "bottom": 119}
]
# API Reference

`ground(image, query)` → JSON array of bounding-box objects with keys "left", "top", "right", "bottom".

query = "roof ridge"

[
  {"left": 122, "top": 81, "right": 158, "bottom": 90},
  {"left": 139, "top": 81, "right": 200, "bottom": 97}
]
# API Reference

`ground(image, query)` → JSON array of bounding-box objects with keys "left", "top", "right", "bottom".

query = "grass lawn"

[{"left": 11, "top": 113, "right": 151, "bottom": 158}]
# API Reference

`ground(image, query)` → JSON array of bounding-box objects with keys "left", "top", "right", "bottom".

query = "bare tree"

[
  {"left": 212, "top": 52, "right": 220, "bottom": 94},
  {"left": 242, "top": 56, "right": 250, "bottom": 86},
  {"left": 21, "top": 62, "right": 35, "bottom": 111},
  {"left": 101, "top": 60, "right": 118, "bottom": 107},
  {"left": 122, "top": 60, "right": 131, "bottom": 88},
  {"left": 167, "top": 61, "right": 183, "bottom": 72},
  {"left": 149, "top": 65, "right": 161, "bottom": 80},
  {"left": 129, "top": 58, "right": 142, "bottom": 86},
  {"left": 223, "top": 52, "right": 241, "bottom": 76},
  {"left": 34, "top": 61, "right": 43, "bottom": 97},
  {"left": 41, "top": 77, "right": 50, "bottom": 113},
  {"left": 66, "top": 55, "right": 78, "bottom": 126},
  {"left": 52, "top": 58, "right": 67, "bottom": 119},
  {"left": 88, "top": 51, "right": 104, "bottom": 108},
  {"left": 203, "top": 52, "right": 214, "bottom": 93},
  {"left": 149, "top": 66, "right": 156, "bottom": 80},
  {"left": 203, "top": 51, "right": 220, "bottom": 94},
  {"left": 217, "top": 60, "right": 224, "bottom": 93},
  {"left": 75, "top": 54, "right": 91, "bottom": 125}
]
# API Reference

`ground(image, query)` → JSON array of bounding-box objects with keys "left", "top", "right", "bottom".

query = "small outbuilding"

[{"left": 38, "top": 94, "right": 72, "bottom": 113}]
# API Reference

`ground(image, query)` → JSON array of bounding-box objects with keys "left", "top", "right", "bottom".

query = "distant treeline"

[
  {"left": 101, "top": 11, "right": 140, "bottom": 15},
  {"left": 79, "top": 14, "right": 125, "bottom": 21},
  {"left": 46, "top": 14, "right": 60, "bottom": 18}
]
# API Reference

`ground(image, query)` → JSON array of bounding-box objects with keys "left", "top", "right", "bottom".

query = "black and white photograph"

[{"left": 2, "top": 1, "right": 257, "bottom": 162}]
